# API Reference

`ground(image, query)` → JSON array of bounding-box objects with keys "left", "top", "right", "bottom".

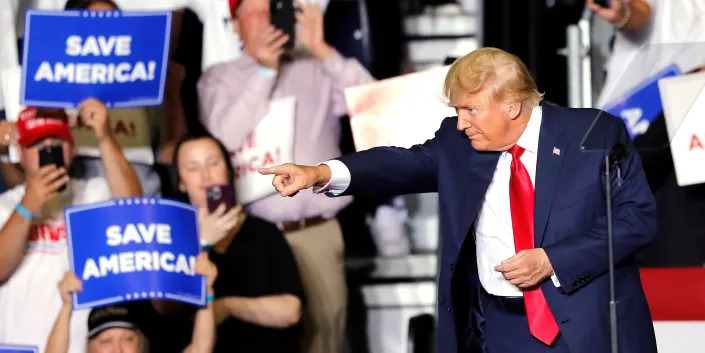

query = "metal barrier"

[{"left": 562, "top": 11, "right": 593, "bottom": 108}]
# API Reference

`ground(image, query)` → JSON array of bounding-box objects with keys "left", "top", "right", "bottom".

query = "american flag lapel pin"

[{"left": 552, "top": 147, "right": 561, "bottom": 156}]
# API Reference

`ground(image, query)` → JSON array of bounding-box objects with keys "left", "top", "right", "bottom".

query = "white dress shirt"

[
  {"left": 474, "top": 106, "right": 543, "bottom": 296},
  {"left": 316, "top": 106, "right": 559, "bottom": 297}
]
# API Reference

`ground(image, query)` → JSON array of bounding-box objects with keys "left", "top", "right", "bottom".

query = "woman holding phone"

[{"left": 167, "top": 135, "right": 304, "bottom": 353}]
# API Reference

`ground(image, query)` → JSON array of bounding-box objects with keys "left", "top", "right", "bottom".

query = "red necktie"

[{"left": 508, "top": 145, "right": 560, "bottom": 345}]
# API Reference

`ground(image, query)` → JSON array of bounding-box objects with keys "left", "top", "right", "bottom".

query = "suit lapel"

[
  {"left": 455, "top": 144, "right": 500, "bottom": 246},
  {"left": 534, "top": 104, "right": 567, "bottom": 247}
]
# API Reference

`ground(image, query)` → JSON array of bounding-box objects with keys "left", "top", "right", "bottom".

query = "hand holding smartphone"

[
  {"left": 38, "top": 145, "right": 67, "bottom": 192},
  {"left": 202, "top": 184, "right": 241, "bottom": 248},
  {"left": 270, "top": 0, "right": 295, "bottom": 50},
  {"left": 207, "top": 185, "right": 236, "bottom": 213}
]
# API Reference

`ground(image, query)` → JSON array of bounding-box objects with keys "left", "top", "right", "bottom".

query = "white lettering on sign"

[
  {"left": 32, "top": 34, "right": 154, "bottom": 84},
  {"left": 65, "top": 35, "right": 132, "bottom": 57},
  {"left": 80, "top": 222, "right": 195, "bottom": 280},
  {"left": 34, "top": 61, "right": 156, "bottom": 84},
  {"left": 621, "top": 107, "right": 650, "bottom": 137},
  {"left": 81, "top": 252, "right": 196, "bottom": 280},
  {"left": 105, "top": 223, "right": 172, "bottom": 246}
]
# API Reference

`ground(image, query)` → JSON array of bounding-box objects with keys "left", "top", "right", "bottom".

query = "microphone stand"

[{"left": 605, "top": 144, "right": 625, "bottom": 353}]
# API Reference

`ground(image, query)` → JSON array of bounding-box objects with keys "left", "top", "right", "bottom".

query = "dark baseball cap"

[{"left": 87, "top": 304, "right": 139, "bottom": 339}]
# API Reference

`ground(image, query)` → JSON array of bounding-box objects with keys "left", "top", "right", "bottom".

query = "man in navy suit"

[{"left": 260, "top": 48, "right": 657, "bottom": 353}]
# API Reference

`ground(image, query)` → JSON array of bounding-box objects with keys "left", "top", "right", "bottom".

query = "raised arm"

[
  {"left": 0, "top": 121, "right": 25, "bottom": 188},
  {"left": 184, "top": 252, "right": 217, "bottom": 353},
  {"left": 587, "top": 0, "right": 651, "bottom": 32},
  {"left": 0, "top": 165, "right": 68, "bottom": 283},
  {"left": 295, "top": 2, "right": 375, "bottom": 117},
  {"left": 78, "top": 98, "right": 142, "bottom": 198},
  {"left": 46, "top": 272, "right": 83, "bottom": 353}
]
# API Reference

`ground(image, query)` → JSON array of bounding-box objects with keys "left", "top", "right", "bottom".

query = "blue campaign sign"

[
  {"left": 603, "top": 64, "right": 681, "bottom": 139},
  {"left": 20, "top": 10, "right": 171, "bottom": 109},
  {"left": 65, "top": 198, "right": 205, "bottom": 310},
  {"left": 0, "top": 344, "right": 38, "bottom": 353}
]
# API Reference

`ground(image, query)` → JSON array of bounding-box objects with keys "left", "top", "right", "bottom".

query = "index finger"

[
  {"left": 259, "top": 165, "right": 287, "bottom": 175},
  {"left": 494, "top": 256, "right": 520, "bottom": 273}
]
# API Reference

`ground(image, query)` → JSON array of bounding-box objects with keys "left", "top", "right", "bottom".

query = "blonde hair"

[{"left": 443, "top": 47, "right": 543, "bottom": 107}]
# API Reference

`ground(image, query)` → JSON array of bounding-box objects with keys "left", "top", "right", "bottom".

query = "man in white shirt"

[
  {"left": 261, "top": 48, "right": 658, "bottom": 353},
  {"left": 0, "top": 99, "right": 141, "bottom": 353}
]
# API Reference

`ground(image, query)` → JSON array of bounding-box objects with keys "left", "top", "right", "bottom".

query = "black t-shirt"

[
  {"left": 209, "top": 216, "right": 304, "bottom": 353},
  {"left": 141, "top": 216, "right": 304, "bottom": 353}
]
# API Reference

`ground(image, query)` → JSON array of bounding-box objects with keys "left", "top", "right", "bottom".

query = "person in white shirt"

[
  {"left": 0, "top": 99, "right": 142, "bottom": 353},
  {"left": 591, "top": 0, "right": 705, "bottom": 107}
]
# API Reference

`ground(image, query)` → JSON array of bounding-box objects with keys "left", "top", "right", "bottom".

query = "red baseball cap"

[
  {"left": 229, "top": 0, "right": 239, "bottom": 15},
  {"left": 16, "top": 107, "right": 73, "bottom": 147}
]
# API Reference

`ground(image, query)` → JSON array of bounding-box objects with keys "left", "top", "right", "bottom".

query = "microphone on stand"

[{"left": 604, "top": 142, "right": 629, "bottom": 353}]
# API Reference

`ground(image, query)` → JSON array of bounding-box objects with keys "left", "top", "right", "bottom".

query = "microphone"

[
  {"left": 608, "top": 143, "right": 628, "bottom": 186},
  {"left": 608, "top": 143, "right": 627, "bottom": 169}
]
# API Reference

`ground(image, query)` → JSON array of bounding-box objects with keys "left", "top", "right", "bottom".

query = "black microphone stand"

[{"left": 605, "top": 144, "right": 626, "bottom": 353}]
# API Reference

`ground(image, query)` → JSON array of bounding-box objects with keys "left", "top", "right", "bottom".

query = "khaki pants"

[{"left": 285, "top": 219, "right": 347, "bottom": 353}]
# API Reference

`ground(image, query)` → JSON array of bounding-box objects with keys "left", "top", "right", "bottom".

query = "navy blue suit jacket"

[{"left": 337, "top": 104, "right": 657, "bottom": 353}]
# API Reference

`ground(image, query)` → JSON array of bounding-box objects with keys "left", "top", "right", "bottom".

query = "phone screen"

[
  {"left": 270, "top": 0, "right": 295, "bottom": 49},
  {"left": 207, "top": 185, "right": 236, "bottom": 213},
  {"left": 594, "top": 0, "right": 610, "bottom": 8},
  {"left": 38, "top": 145, "right": 67, "bottom": 192}
]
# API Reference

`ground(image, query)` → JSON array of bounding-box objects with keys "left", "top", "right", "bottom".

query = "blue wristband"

[
  {"left": 206, "top": 294, "right": 215, "bottom": 303},
  {"left": 16, "top": 204, "right": 32, "bottom": 220}
]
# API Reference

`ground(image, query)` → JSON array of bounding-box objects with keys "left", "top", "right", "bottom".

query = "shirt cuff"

[
  {"left": 551, "top": 273, "right": 561, "bottom": 287},
  {"left": 312, "top": 160, "right": 351, "bottom": 196}
]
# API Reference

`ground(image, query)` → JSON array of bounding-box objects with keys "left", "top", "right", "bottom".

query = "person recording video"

[
  {"left": 147, "top": 135, "right": 304, "bottom": 353},
  {"left": 198, "top": 1, "right": 374, "bottom": 351},
  {"left": 0, "top": 98, "right": 141, "bottom": 353}
]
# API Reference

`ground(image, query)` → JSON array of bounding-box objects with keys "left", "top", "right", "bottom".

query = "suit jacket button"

[{"left": 447, "top": 307, "right": 452, "bottom": 312}]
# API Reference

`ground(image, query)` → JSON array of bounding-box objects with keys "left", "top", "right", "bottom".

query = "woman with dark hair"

[{"left": 169, "top": 135, "right": 304, "bottom": 353}]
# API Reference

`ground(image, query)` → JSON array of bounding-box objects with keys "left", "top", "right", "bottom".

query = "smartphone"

[
  {"left": 207, "top": 184, "right": 235, "bottom": 213},
  {"left": 271, "top": 0, "right": 295, "bottom": 50},
  {"left": 38, "top": 145, "right": 67, "bottom": 192},
  {"left": 594, "top": 0, "right": 610, "bottom": 8}
]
